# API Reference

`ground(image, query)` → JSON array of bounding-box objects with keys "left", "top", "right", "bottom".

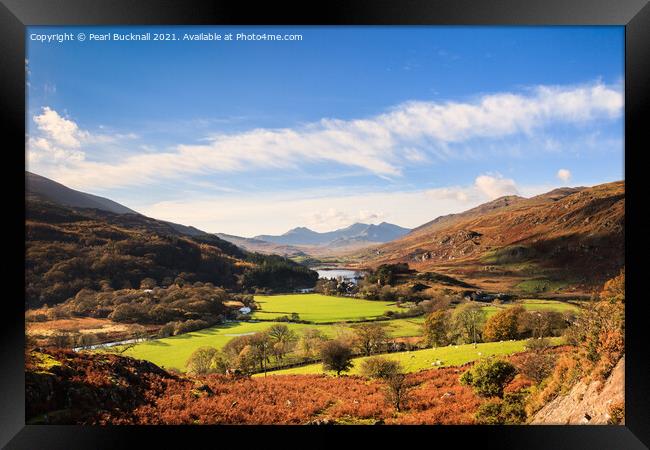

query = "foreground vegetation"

[
  {"left": 261, "top": 338, "right": 563, "bottom": 376},
  {"left": 26, "top": 270, "right": 624, "bottom": 425}
]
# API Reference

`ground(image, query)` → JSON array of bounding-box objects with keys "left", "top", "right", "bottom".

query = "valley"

[{"left": 24, "top": 172, "right": 625, "bottom": 426}]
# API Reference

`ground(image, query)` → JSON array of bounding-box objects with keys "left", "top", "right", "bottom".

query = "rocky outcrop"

[{"left": 530, "top": 357, "right": 624, "bottom": 425}]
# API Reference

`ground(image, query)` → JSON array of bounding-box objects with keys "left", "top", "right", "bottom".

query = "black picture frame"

[{"left": 1, "top": 1, "right": 648, "bottom": 448}]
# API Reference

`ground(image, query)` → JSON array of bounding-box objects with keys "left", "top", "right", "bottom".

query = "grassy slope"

[
  {"left": 263, "top": 337, "right": 564, "bottom": 376},
  {"left": 478, "top": 299, "right": 580, "bottom": 319},
  {"left": 110, "top": 295, "right": 575, "bottom": 372},
  {"left": 251, "top": 293, "right": 401, "bottom": 323},
  {"left": 115, "top": 317, "right": 425, "bottom": 371}
]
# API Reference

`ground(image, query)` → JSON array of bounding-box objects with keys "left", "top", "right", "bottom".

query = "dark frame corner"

[{"left": 1, "top": 0, "right": 648, "bottom": 448}]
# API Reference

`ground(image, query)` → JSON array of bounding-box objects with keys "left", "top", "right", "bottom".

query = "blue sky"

[{"left": 26, "top": 26, "right": 624, "bottom": 236}]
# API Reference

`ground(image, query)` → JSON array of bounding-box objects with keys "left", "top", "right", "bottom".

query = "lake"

[{"left": 316, "top": 268, "right": 364, "bottom": 284}]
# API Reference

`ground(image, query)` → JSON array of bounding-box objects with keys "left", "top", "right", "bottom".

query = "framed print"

[{"left": 1, "top": 0, "right": 648, "bottom": 448}]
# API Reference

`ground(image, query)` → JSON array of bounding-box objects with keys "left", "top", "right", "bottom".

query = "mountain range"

[
  {"left": 25, "top": 171, "right": 625, "bottom": 292},
  {"left": 254, "top": 222, "right": 411, "bottom": 247},
  {"left": 26, "top": 171, "right": 410, "bottom": 255}
]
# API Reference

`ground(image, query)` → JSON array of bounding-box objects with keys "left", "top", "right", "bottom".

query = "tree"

[
  {"left": 267, "top": 324, "right": 298, "bottom": 362},
  {"left": 249, "top": 332, "right": 273, "bottom": 375},
  {"left": 565, "top": 270, "right": 625, "bottom": 379},
  {"left": 186, "top": 346, "right": 218, "bottom": 374},
  {"left": 385, "top": 372, "right": 413, "bottom": 412},
  {"left": 320, "top": 340, "right": 353, "bottom": 376},
  {"left": 483, "top": 306, "right": 525, "bottom": 342},
  {"left": 352, "top": 323, "right": 388, "bottom": 356},
  {"left": 423, "top": 310, "right": 451, "bottom": 347},
  {"left": 517, "top": 344, "right": 557, "bottom": 384},
  {"left": 601, "top": 268, "right": 624, "bottom": 304},
  {"left": 360, "top": 356, "right": 401, "bottom": 379},
  {"left": 460, "top": 358, "right": 517, "bottom": 398},
  {"left": 453, "top": 303, "right": 487, "bottom": 346},
  {"left": 185, "top": 346, "right": 229, "bottom": 375},
  {"left": 297, "top": 328, "right": 327, "bottom": 360}
]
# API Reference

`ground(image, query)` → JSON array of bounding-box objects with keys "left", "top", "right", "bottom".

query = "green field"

[
  {"left": 106, "top": 294, "right": 575, "bottom": 373},
  {"left": 476, "top": 299, "right": 580, "bottom": 318},
  {"left": 113, "top": 317, "right": 425, "bottom": 372},
  {"left": 251, "top": 293, "right": 401, "bottom": 323},
  {"left": 517, "top": 299, "right": 581, "bottom": 313},
  {"left": 262, "top": 337, "right": 564, "bottom": 376}
]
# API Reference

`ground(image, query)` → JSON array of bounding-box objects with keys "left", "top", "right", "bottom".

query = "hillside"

[
  {"left": 357, "top": 181, "right": 624, "bottom": 293},
  {"left": 531, "top": 357, "right": 624, "bottom": 425},
  {"left": 27, "top": 171, "right": 211, "bottom": 237},
  {"left": 25, "top": 199, "right": 317, "bottom": 309},
  {"left": 27, "top": 171, "right": 138, "bottom": 214}
]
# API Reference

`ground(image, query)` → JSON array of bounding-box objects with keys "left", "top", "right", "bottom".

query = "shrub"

[
  {"left": 475, "top": 392, "right": 527, "bottom": 424},
  {"left": 158, "top": 322, "right": 176, "bottom": 338},
  {"left": 607, "top": 401, "right": 624, "bottom": 425},
  {"left": 174, "top": 319, "right": 209, "bottom": 335},
  {"left": 320, "top": 340, "right": 353, "bottom": 376},
  {"left": 360, "top": 357, "right": 401, "bottom": 380},
  {"left": 460, "top": 358, "right": 517, "bottom": 398}
]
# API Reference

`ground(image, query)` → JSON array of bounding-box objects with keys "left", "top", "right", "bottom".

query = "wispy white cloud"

[
  {"left": 137, "top": 173, "right": 557, "bottom": 236},
  {"left": 27, "top": 81, "right": 622, "bottom": 191}
]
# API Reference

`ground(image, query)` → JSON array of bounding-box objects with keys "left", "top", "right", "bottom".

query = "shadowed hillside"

[{"left": 26, "top": 199, "right": 317, "bottom": 309}]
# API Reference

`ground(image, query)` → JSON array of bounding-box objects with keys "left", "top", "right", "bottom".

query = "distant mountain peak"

[{"left": 254, "top": 221, "right": 411, "bottom": 247}]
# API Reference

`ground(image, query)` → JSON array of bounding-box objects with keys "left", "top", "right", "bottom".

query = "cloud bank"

[{"left": 27, "top": 81, "right": 622, "bottom": 190}]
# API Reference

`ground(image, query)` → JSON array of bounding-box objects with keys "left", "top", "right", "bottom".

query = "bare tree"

[{"left": 384, "top": 371, "right": 413, "bottom": 412}]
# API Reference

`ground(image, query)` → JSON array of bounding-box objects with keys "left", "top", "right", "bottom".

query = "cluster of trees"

[
  {"left": 355, "top": 282, "right": 427, "bottom": 303},
  {"left": 313, "top": 278, "right": 357, "bottom": 296},
  {"left": 43, "top": 282, "right": 229, "bottom": 327},
  {"left": 365, "top": 263, "right": 412, "bottom": 286},
  {"left": 187, "top": 324, "right": 305, "bottom": 375},
  {"left": 185, "top": 322, "right": 399, "bottom": 376},
  {"left": 26, "top": 201, "right": 319, "bottom": 310},
  {"left": 423, "top": 303, "right": 573, "bottom": 348},
  {"left": 241, "top": 254, "right": 318, "bottom": 292}
]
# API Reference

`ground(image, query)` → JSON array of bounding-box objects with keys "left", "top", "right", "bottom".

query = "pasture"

[
  {"left": 251, "top": 293, "right": 401, "bottom": 323},
  {"left": 263, "top": 337, "right": 564, "bottom": 376},
  {"left": 113, "top": 317, "right": 425, "bottom": 372},
  {"left": 477, "top": 299, "right": 580, "bottom": 318}
]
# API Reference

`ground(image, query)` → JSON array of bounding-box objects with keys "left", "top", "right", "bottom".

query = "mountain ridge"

[
  {"left": 254, "top": 222, "right": 411, "bottom": 246},
  {"left": 357, "top": 181, "right": 624, "bottom": 292}
]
